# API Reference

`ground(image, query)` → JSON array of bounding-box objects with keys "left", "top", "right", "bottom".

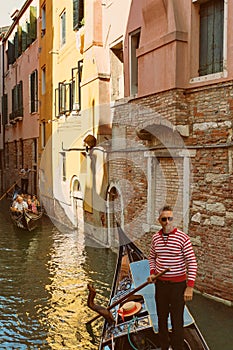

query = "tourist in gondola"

[
  {"left": 27, "top": 197, "right": 38, "bottom": 214},
  {"left": 148, "top": 205, "right": 197, "bottom": 350},
  {"left": 11, "top": 195, "right": 28, "bottom": 214},
  {"left": 32, "top": 195, "right": 41, "bottom": 212}
]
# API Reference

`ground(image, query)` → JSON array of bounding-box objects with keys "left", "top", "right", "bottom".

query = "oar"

[
  {"left": 0, "top": 181, "right": 20, "bottom": 201},
  {"left": 86, "top": 268, "right": 170, "bottom": 325}
]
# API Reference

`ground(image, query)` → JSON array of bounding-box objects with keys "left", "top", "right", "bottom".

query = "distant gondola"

[
  {"left": 10, "top": 187, "right": 43, "bottom": 231},
  {"left": 10, "top": 209, "right": 43, "bottom": 231},
  {"left": 87, "top": 224, "right": 210, "bottom": 350}
]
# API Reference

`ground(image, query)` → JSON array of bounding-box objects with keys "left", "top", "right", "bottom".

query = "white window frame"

[
  {"left": 41, "top": 4, "right": 46, "bottom": 36},
  {"left": 129, "top": 29, "right": 141, "bottom": 96},
  {"left": 190, "top": 0, "right": 228, "bottom": 83}
]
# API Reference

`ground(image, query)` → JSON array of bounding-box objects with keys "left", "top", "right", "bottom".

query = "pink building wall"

[
  {"left": 2, "top": 0, "right": 40, "bottom": 193},
  {"left": 124, "top": 0, "right": 233, "bottom": 97},
  {"left": 4, "top": 39, "right": 39, "bottom": 143}
]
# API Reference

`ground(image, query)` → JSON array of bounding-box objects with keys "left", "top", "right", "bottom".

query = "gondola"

[
  {"left": 10, "top": 208, "right": 43, "bottom": 231},
  {"left": 87, "top": 224, "right": 210, "bottom": 350},
  {"left": 10, "top": 187, "right": 43, "bottom": 231}
]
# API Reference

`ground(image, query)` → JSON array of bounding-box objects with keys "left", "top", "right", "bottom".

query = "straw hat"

[{"left": 118, "top": 301, "right": 142, "bottom": 319}]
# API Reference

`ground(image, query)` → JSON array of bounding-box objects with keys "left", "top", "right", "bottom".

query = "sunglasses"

[{"left": 161, "top": 217, "right": 173, "bottom": 222}]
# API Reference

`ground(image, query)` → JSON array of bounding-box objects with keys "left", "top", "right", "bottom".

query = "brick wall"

[
  {"left": 3, "top": 139, "right": 35, "bottom": 195},
  {"left": 108, "top": 82, "right": 233, "bottom": 302}
]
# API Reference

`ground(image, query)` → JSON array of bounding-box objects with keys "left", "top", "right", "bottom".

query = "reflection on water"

[
  {"left": 0, "top": 209, "right": 116, "bottom": 349},
  {"left": 0, "top": 205, "right": 233, "bottom": 350}
]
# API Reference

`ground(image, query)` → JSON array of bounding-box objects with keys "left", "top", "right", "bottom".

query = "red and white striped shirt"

[{"left": 149, "top": 228, "right": 197, "bottom": 287}]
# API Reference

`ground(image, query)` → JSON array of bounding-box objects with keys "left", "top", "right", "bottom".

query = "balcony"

[{"left": 9, "top": 107, "right": 24, "bottom": 124}]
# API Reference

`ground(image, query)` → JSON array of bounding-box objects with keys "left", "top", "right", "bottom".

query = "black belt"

[
  {"left": 157, "top": 279, "right": 186, "bottom": 284},
  {"left": 157, "top": 279, "right": 173, "bottom": 284}
]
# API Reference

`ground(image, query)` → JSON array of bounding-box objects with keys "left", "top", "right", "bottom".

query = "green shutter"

[
  {"left": 18, "top": 26, "right": 22, "bottom": 56},
  {"left": 73, "top": 0, "right": 78, "bottom": 30},
  {"left": 27, "top": 22, "right": 32, "bottom": 46},
  {"left": 12, "top": 87, "right": 16, "bottom": 113},
  {"left": 213, "top": 0, "right": 224, "bottom": 73},
  {"left": 68, "top": 83, "right": 72, "bottom": 111},
  {"left": 73, "top": 0, "right": 84, "bottom": 30},
  {"left": 199, "top": 0, "right": 224, "bottom": 76},
  {"left": 14, "top": 32, "right": 19, "bottom": 59},
  {"left": 18, "top": 81, "right": 23, "bottom": 116},
  {"left": 22, "top": 29, "right": 27, "bottom": 51},
  {"left": 30, "top": 6, "right": 37, "bottom": 41},
  {"left": 2, "top": 94, "right": 8, "bottom": 125},
  {"left": 8, "top": 40, "right": 15, "bottom": 65}
]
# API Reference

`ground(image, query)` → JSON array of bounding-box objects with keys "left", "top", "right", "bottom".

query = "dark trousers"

[
  {"left": 21, "top": 179, "right": 29, "bottom": 194},
  {"left": 156, "top": 280, "right": 186, "bottom": 350}
]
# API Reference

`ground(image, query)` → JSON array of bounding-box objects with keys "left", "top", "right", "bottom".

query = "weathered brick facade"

[
  {"left": 108, "top": 82, "right": 233, "bottom": 303},
  {"left": 3, "top": 138, "right": 36, "bottom": 196}
]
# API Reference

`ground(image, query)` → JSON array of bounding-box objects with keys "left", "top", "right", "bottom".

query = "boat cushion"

[{"left": 130, "top": 259, "right": 194, "bottom": 333}]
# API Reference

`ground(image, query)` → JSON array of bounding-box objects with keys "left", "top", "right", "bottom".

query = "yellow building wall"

[
  {"left": 38, "top": 0, "right": 53, "bottom": 210},
  {"left": 50, "top": 0, "right": 84, "bottom": 224}
]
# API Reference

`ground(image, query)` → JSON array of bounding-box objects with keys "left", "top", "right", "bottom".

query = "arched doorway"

[{"left": 70, "top": 177, "right": 83, "bottom": 229}]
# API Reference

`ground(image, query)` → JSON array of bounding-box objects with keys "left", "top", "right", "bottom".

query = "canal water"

[{"left": 0, "top": 202, "right": 233, "bottom": 349}]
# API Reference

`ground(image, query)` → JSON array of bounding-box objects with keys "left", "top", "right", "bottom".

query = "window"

[
  {"left": 11, "top": 81, "right": 23, "bottom": 120},
  {"left": 14, "top": 30, "right": 19, "bottom": 60},
  {"left": 60, "top": 11, "right": 66, "bottom": 47},
  {"left": 41, "top": 4, "right": 46, "bottom": 37},
  {"left": 60, "top": 152, "right": 66, "bottom": 181},
  {"left": 17, "top": 81, "right": 23, "bottom": 116},
  {"left": 30, "top": 70, "right": 38, "bottom": 113},
  {"left": 7, "top": 39, "right": 15, "bottom": 66},
  {"left": 29, "top": 6, "right": 37, "bottom": 41},
  {"left": 58, "top": 81, "right": 72, "bottom": 114},
  {"left": 1, "top": 94, "right": 8, "bottom": 125},
  {"left": 110, "top": 41, "right": 124, "bottom": 100},
  {"left": 73, "top": 0, "right": 84, "bottom": 30},
  {"left": 42, "top": 66, "right": 46, "bottom": 95},
  {"left": 199, "top": 0, "right": 224, "bottom": 76},
  {"left": 17, "top": 26, "right": 22, "bottom": 57},
  {"left": 22, "top": 23, "right": 28, "bottom": 51},
  {"left": 71, "top": 60, "right": 83, "bottom": 111},
  {"left": 129, "top": 29, "right": 141, "bottom": 96},
  {"left": 41, "top": 121, "right": 46, "bottom": 149}
]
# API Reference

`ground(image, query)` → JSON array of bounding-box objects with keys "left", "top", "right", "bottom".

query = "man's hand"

[
  {"left": 184, "top": 286, "right": 194, "bottom": 301},
  {"left": 147, "top": 274, "right": 157, "bottom": 283}
]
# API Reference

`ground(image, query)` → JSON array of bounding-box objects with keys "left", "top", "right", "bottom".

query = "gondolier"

[
  {"left": 88, "top": 223, "right": 208, "bottom": 350},
  {"left": 148, "top": 205, "right": 198, "bottom": 350},
  {"left": 19, "top": 165, "right": 31, "bottom": 194}
]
